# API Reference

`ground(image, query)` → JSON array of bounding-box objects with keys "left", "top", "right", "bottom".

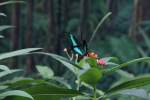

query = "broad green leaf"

[
  {"left": 107, "top": 75, "right": 150, "bottom": 94},
  {"left": 85, "top": 57, "right": 98, "bottom": 68},
  {"left": 0, "top": 1, "right": 25, "bottom": 6},
  {"left": 0, "top": 90, "right": 33, "bottom": 100},
  {"left": 80, "top": 68, "right": 102, "bottom": 86},
  {"left": 5, "top": 78, "right": 46, "bottom": 89},
  {"left": 0, "top": 35, "right": 4, "bottom": 38},
  {"left": 36, "top": 65, "right": 54, "bottom": 79},
  {"left": 111, "top": 70, "right": 134, "bottom": 88},
  {"left": 78, "top": 58, "right": 86, "bottom": 68},
  {"left": 0, "top": 65, "right": 10, "bottom": 71},
  {"left": 78, "top": 81, "right": 105, "bottom": 96},
  {"left": 0, "top": 48, "right": 42, "bottom": 61},
  {"left": 0, "top": 86, "right": 8, "bottom": 91},
  {"left": 101, "top": 57, "right": 118, "bottom": 63},
  {"left": 116, "top": 70, "right": 134, "bottom": 79},
  {"left": 33, "top": 52, "right": 81, "bottom": 74},
  {"left": 52, "top": 77, "right": 72, "bottom": 89},
  {"left": 0, "top": 69, "right": 22, "bottom": 79},
  {"left": 74, "top": 96, "right": 92, "bottom": 100},
  {"left": 118, "top": 89, "right": 150, "bottom": 100},
  {"left": 9, "top": 83, "right": 82, "bottom": 100},
  {"left": 103, "top": 57, "right": 150, "bottom": 75},
  {"left": 25, "top": 83, "right": 81, "bottom": 96},
  {"left": 0, "top": 13, "right": 6, "bottom": 17},
  {"left": 0, "top": 25, "right": 14, "bottom": 32},
  {"left": 139, "top": 28, "right": 150, "bottom": 50}
]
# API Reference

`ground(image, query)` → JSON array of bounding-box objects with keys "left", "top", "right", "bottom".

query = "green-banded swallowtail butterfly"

[{"left": 68, "top": 34, "right": 98, "bottom": 59}]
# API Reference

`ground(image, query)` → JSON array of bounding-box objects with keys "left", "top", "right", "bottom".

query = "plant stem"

[
  {"left": 73, "top": 66, "right": 80, "bottom": 100},
  {"left": 93, "top": 85, "right": 97, "bottom": 100}
]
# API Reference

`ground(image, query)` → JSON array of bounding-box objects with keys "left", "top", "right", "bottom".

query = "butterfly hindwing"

[
  {"left": 69, "top": 34, "right": 85, "bottom": 56},
  {"left": 82, "top": 40, "right": 88, "bottom": 53}
]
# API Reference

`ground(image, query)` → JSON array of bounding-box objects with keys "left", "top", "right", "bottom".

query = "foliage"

[
  {"left": 0, "top": 0, "right": 150, "bottom": 100},
  {"left": 33, "top": 52, "right": 150, "bottom": 100}
]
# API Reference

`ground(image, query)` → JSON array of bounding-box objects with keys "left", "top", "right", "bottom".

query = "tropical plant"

[{"left": 29, "top": 51, "right": 150, "bottom": 100}]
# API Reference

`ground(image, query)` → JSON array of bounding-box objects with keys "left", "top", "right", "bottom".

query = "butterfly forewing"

[{"left": 69, "top": 34, "right": 86, "bottom": 56}]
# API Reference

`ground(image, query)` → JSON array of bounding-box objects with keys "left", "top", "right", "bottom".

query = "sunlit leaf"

[
  {"left": 0, "top": 1, "right": 25, "bottom": 6},
  {"left": 85, "top": 57, "right": 98, "bottom": 68},
  {"left": 0, "top": 69, "right": 22, "bottom": 79},
  {"left": 52, "top": 77, "right": 72, "bottom": 89},
  {"left": 0, "top": 65, "right": 10, "bottom": 71},
  {"left": 80, "top": 68, "right": 102, "bottom": 86},
  {"left": 0, "top": 35, "right": 4, "bottom": 38},
  {"left": 36, "top": 65, "right": 54, "bottom": 79},
  {"left": 0, "top": 48, "right": 42, "bottom": 61},
  {"left": 118, "top": 89, "right": 150, "bottom": 100},
  {"left": 103, "top": 57, "right": 150, "bottom": 75},
  {"left": 0, "top": 25, "right": 14, "bottom": 32},
  {"left": 0, "top": 13, "right": 6, "bottom": 17},
  {"left": 8, "top": 83, "right": 82, "bottom": 100},
  {"left": 6, "top": 79, "right": 46, "bottom": 89},
  {"left": 107, "top": 75, "right": 150, "bottom": 94},
  {"left": 0, "top": 90, "right": 33, "bottom": 100},
  {"left": 33, "top": 52, "right": 81, "bottom": 74}
]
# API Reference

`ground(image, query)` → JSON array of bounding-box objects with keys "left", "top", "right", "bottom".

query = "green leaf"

[
  {"left": 9, "top": 83, "right": 81, "bottom": 100},
  {"left": 103, "top": 57, "right": 150, "bottom": 75},
  {"left": 78, "top": 58, "right": 90, "bottom": 69},
  {"left": 118, "top": 89, "right": 150, "bottom": 100},
  {"left": 0, "top": 1, "right": 25, "bottom": 6},
  {"left": 139, "top": 28, "right": 150, "bottom": 50},
  {"left": 85, "top": 57, "right": 98, "bottom": 68},
  {"left": 0, "top": 25, "right": 14, "bottom": 32},
  {"left": 80, "top": 68, "right": 102, "bottom": 86},
  {"left": 0, "top": 65, "right": 10, "bottom": 71},
  {"left": 0, "top": 35, "right": 4, "bottom": 38},
  {"left": 52, "top": 77, "right": 72, "bottom": 89},
  {"left": 100, "top": 57, "right": 119, "bottom": 66},
  {"left": 36, "top": 65, "right": 54, "bottom": 79},
  {"left": 0, "top": 48, "right": 42, "bottom": 61},
  {"left": 101, "top": 57, "right": 118, "bottom": 62},
  {"left": 107, "top": 75, "right": 150, "bottom": 94},
  {"left": 5, "top": 80, "right": 81, "bottom": 100},
  {"left": 0, "top": 69, "right": 22, "bottom": 79},
  {"left": 33, "top": 52, "right": 81, "bottom": 74},
  {"left": 0, "top": 86, "right": 8, "bottom": 91},
  {"left": 89, "top": 12, "right": 112, "bottom": 44},
  {"left": 6, "top": 78, "right": 46, "bottom": 89},
  {"left": 74, "top": 96, "right": 92, "bottom": 100},
  {"left": 116, "top": 70, "right": 134, "bottom": 79},
  {"left": 26, "top": 83, "right": 81, "bottom": 96},
  {"left": 0, "top": 13, "right": 6, "bottom": 17},
  {"left": 111, "top": 70, "right": 134, "bottom": 88},
  {"left": 78, "top": 81, "right": 105, "bottom": 96},
  {"left": 0, "top": 90, "right": 33, "bottom": 100}
]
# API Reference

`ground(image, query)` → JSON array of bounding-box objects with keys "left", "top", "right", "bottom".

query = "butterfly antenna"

[{"left": 89, "top": 12, "right": 112, "bottom": 45}]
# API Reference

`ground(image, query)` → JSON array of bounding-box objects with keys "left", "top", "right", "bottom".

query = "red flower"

[
  {"left": 97, "top": 59, "right": 106, "bottom": 66},
  {"left": 86, "top": 52, "right": 98, "bottom": 59}
]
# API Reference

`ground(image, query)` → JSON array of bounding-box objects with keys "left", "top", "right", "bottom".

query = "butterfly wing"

[
  {"left": 82, "top": 40, "right": 88, "bottom": 54},
  {"left": 69, "top": 34, "right": 84, "bottom": 55},
  {"left": 70, "top": 34, "right": 78, "bottom": 46}
]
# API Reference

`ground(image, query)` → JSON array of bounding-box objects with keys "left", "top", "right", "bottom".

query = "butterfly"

[
  {"left": 69, "top": 34, "right": 98, "bottom": 59},
  {"left": 69, "top": 34, "right": 87, "bottom": 56}
]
